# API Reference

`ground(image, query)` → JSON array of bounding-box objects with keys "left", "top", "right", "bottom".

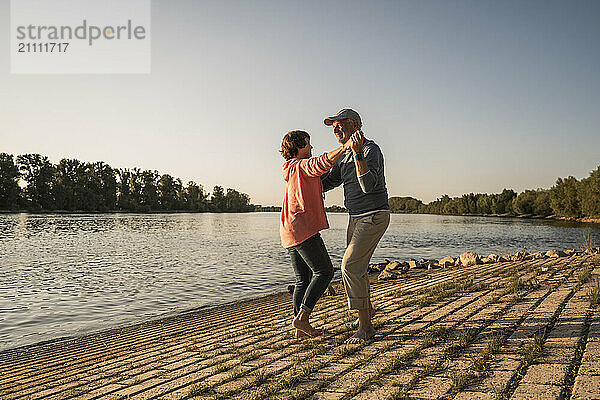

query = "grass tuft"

[
  {"left": 588, "top": 279, "right": 600, "bottom": 307},
  {"left": 238, "top": 350, "right": 259, "bottom": 363},
  {"left": 521, "top": 332, "right": 545, "bottom": 366},
  {"left": 581, "top": 230, "right": 595, "bottom": 252},
  {"left": 251, "top": 370, "right": 269, "bottom": 386},
  {"left": 212, "top": 362, "right": 229, "bottom": 375},
  {"left": 451, "top": 371, "right": 472, "bottom": 391},
  {"left": 578, "top": 267, "right": 592, "bottom": 285},
  {"left": 337, "top": 344, "right": 359, "bottom": 357},
  {"left": 186, "top": 382, "right": 211, "bottom": 398}
]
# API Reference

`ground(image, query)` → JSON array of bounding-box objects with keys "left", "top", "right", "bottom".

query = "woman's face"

[{"left": 296, "top": 137, "right": 313, "bottom": 159}]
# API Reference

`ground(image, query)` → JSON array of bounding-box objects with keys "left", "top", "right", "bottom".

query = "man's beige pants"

[{"left": 342, "top": 211, "right": 390, "bottom": 310}]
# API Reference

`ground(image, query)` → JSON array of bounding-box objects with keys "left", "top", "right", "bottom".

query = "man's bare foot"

[
  {"left": 294, "top": 329, "right": 308, "bottom": 339},
  {"left": 292, "top": 318, "right": 322, "bottom": 337},
  {"left": 352, "top": 307, "right": 376, "bottom": 328},
  {"left": 345, "top": 327, "right": 375, "bottom": 344}
]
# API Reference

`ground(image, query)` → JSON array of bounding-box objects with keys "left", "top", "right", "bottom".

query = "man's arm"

[{"left": 350, "top": 131, "right": 381, "bottom": 193}]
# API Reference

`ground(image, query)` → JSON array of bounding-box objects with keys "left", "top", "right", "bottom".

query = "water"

[{"left": 1, "top": 212, "right": 598, "bottom": 351}]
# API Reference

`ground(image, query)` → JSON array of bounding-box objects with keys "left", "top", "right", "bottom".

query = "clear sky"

[{"left": 1, "top": 0, "right": 599, "bottom": 207}]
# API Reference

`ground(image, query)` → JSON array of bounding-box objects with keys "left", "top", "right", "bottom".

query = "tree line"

[
  {"left": 0, "top": 153, "right": 253, "bottom": 213},
  {"left": 389, "top": 165, "right": 600, "bottom": 219}
]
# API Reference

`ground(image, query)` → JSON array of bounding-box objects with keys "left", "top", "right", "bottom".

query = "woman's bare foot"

[
  {"left": 345, "top": 327, "right": 375, "bottom": 344},
  {"left": 292, "top": 318, "right": 322, "bottom": 337},
  {"left": 294, "top": 329, "right": 308, "bottom": 339}
]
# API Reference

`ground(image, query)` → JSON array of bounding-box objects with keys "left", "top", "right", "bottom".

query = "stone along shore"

[{"left": 1, "top": 249, "right": 599, "bottom": 400}]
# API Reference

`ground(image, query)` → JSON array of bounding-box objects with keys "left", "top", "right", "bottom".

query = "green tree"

[
  {"left": 550, "top": 176, "right": 580, "bottom": 217},
  {"left": 492, "top": 189, "right": 517, "bottom": 214},
  {"left": 476, "top": 195, "right": 492, "bottom": 214},
  {"left": 93, "top": 162, "right": 117, "bottom": 211},
  {"left": 16, "top": 153, "right": 55, "bottom": 210},
  {"left": 210, "top": 185, "right": 227, "bottom": 211},
  {"left": 53, "top": 158, "right": 82, "bottom": 211},
  {"left": 443, "top": 200, "right": 459, "bottom": 215},
  {"left": 0, "top": 153, "right": 21, "bottom": 210},
  {"left": 533, "top": 190, "right": 552, "bottom": 216},
  {"left": 158, "top": 173, "right": 178, "bottom": 210},
  {"left": 129, "top": 168, "right": 145, "bottom": 211},
  {"left": 140, "top": 170, "right": 159, "bottom": 211},
  {"left": 184, "top": 181, "right": 208, "bottom": 211},
  {"left": 512, "top": 190, "right": 536, "bottom": 214},
  {"left": 117, "top": 168, "right": 135, "bottom": 211},
  {"left": 389, "top": 196, "right": 423, "bottom": 213},
  {"left": 225, "top": 188, "right": 252, "bottom": 212},
  {"left": 78, "top": 162, "right": 103, "bottom": 211},
  {"left": 578, "top": 166, "right": 600, "bottom": 217}
]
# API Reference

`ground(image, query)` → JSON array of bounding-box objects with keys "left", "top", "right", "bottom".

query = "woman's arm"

[
  {"left": 326, "top": 142, "right": 351, "bottom": 164},
  {"left": 299, "top": 141, "right": 352, "bottom": 177}
]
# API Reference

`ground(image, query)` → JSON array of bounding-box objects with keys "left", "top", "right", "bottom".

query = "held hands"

[{"left": 350, "top": 130, "right": 364, "bottom": 154}]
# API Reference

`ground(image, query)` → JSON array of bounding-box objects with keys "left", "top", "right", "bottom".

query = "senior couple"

[{"left": 280, "top": 108, "right": 390, "bottom": 343}]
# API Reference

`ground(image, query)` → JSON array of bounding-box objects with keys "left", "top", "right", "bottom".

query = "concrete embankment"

[{"left": 1, "top": 252, "right": 599, "bottom": 400}]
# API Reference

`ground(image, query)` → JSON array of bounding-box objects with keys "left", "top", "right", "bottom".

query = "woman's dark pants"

[{"left": 287, "top": 233, "right": 334, "bottom": 316}]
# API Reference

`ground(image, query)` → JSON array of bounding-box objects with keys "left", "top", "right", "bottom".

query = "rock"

[
  {"left": 368, "top": 261, "right": 388, "bottom": 273},
  {"left": 515, "top": 251, "right": 530, "bottom": 260},
  {"left": 459, "top": 252, "right": 481, "bottom": 267},
  {"left": 384, "top": 261, "right": 410, "bottom": 273},
  {"left": 506, "top": 254, "right": 519, "bottom": 262},
  {"left": 439, "top": 256, "right": 455, "bottom": 268},
  {"left": 541, "top": 266, "right": 549, "bottom": 272},
  {"left": 532, "top": 252, "right": 545, "bottom": 259},
  {"left": 565, "top": 249, "right": 576, "bottom": 256},
  {"left": 486, "top": 254, "right": 500, "bottom": 263},
  {"left": 408, "top": 259, "right": 419, "bottom": 269},
  {"left": 385, "top": 261, "right": 402, "bottom": 271},
  {"left": 417, "top": 258, "right": 438, "bottom": 269},
  {"left": 378, "top": 269, "right": 399, "bottom": 281},
  {"left": 287, "top": 285, "right": 294, "bottom": 294},
  {"left": 546, "top": 250, "right": 566, "bottom": 258}
]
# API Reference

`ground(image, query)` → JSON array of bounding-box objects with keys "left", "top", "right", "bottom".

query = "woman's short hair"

[{"left": 280, "top": 130, "right": 309, "bottom": 160}]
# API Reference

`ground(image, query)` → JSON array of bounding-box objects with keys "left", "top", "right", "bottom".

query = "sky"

[{"left": 1, "top": 0, "right": 599, "bottom": 207}]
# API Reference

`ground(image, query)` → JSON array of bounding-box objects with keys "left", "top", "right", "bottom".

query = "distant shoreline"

[{"left": 1, "top": 209, "right": 599, "bottom": 224}]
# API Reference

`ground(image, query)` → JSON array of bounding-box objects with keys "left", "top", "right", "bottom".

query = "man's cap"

[{"left": 324, "top": 108, "right": 362, "bottom": 126}]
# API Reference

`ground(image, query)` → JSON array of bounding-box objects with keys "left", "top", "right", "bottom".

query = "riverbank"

[
  {"left": 1, "top": 251, "right": 599, "bottom": 399},
  {"left": 3, "top": 209, "right": 600, "bottom": 226},
  {"left": 391, "top": 212, "right": 600, "bottom": 225}
]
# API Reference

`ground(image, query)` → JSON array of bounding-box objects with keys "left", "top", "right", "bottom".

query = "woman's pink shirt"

[{"left": 280, "top": 153, "right": 334, "bottom": 248}]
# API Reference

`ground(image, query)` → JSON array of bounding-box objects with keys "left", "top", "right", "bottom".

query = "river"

[{"left": 1, "top": 212, "right": 598, "bottom": 351}]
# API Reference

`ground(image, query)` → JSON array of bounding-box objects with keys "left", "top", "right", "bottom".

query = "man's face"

[{"left": 332, "top": 119, "right": 357, "bottom": 145}]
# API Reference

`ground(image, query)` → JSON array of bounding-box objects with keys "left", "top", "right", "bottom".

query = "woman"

[{"left": 280, "top": 130, "right": 352, "bottom": 337}]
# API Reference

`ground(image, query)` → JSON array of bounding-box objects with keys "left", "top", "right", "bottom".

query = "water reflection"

[{"left": 0, "top": 212, "right": 598, "bottom": 351}]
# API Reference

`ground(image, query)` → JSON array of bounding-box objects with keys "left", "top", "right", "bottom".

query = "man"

[{"left": 321, "top": 108, "right": 390, "bottom": 343}]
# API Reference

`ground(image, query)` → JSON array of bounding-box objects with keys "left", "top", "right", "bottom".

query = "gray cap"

[{"left": 324, "top": 108, "right": 362, "bottom": 126}]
